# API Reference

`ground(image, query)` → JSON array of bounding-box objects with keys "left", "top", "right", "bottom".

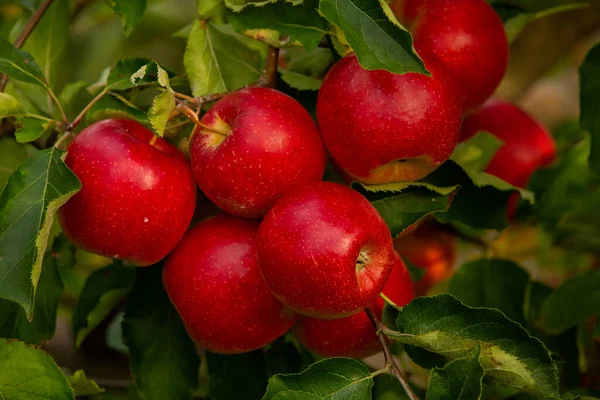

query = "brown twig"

[
  {"left": 0, "top": 0, "right": 55, "bottom": 92},
  {"left": 366, "top": 308, "right": 419, "bottom": 400},
  {"left": 257, "top": 46, "right": 280, "bottom": 88}
]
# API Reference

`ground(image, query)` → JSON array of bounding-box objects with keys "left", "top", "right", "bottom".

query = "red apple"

[
  {"left": 58, "top": 119, "right": 196, "bottom": 265},
  {"left": 162, "top": 215, "right": 297, "bottom": 354},
  {"left": 294, "top": 252, "right": 414, "bottom": 358},
  {"left": 257, "top": 181, "right": 394, "bottom": 319},
  {"left": 461, "top": 100, "right": 557, "bottom": 189},
  {"left": 393, "top": 0, "right": 508, "bottom": 109},
  {"left": 393, "top": 222, "right": 456, "bottom": 295},
  {"left": 316, "top": 53, "right": 462, "bottom": 184},
  {"left": 190, "top": 87, "right": 326, "bottom": 218}
]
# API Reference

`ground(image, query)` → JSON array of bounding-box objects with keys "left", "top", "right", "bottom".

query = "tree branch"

[
  {"left": 366, "top": 308, "right": 419, "bottom": 400},
  {"left": 0, "top": 0, "right": 55, "bottom": 92},
  {"left": 257, "top": 46, "right": 280, "bottom": 88}
]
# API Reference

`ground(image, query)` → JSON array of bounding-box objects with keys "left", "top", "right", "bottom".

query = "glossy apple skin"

[
  {"left": 393, "top": 223, "right": 456, "bottom": 295},
  {"left": 294, "top": 252, "right": 414, "bottom": 358},
  {"left": 190, "top": 87, "right": 327, "bottom": 219},
  {"left": 58, "top": 119, "right": 196, "bottom": 265},
  {"left": 461, "top": 100, "right": 557, "bottom": 188},
  {"left": 257, "top": 181, "right": 394, "bottom": 319},
  {"left": 163, "top": 215, "right": 297, "bottom": 354},
  {"left": 316, "top": 53, "right": 462, "bottom": 184},
  {"left": 394, "top": 0, "right": 508, "bottom": 109}
]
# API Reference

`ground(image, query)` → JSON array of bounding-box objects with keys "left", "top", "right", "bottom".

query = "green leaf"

[
  {"left": 372, "top": 374, "right": 412, "bottom": 400},
  {"left": 0, "top": 92, "right": 25, "bottom": 116},
  {"left": 0, "top": 338, "right": 74, "bottom": 399},
  {"left": 450, "top": 131, "right": 503, "bottom": 174},
  {"left": 423, "top": 160, "right": 532, "bottom": 230},
  {"left": 106, "top": 0, "right": 148, "bottom": 36},
  {"left": 72, "top": 263, "right": 136, "bottom": 347},
  {"left": 148, "top": 90, "right": 175, "bottom": 137},
  {"left": 228, "top": 0, "right": 328, "bottom": 50},
  {"left": 106, "top": 58, "right": 154, "bottom": 91},
  {"left": 263, "top": 357, "right": 375, "bottom": 400},
  {"left": 579, "top": 42, "right": 600, "bottom": 176},
  {"left": 426, "top": 344, "right": 484, "bottom": 400},
  {"left": 319, "top": 0, "right": 427, "bottom": 75},
  {"left": 523, "top": 281, "right": 553, "bottom": 326},
  {"left": 198, "top": 0, "right": 226, "bottom": 22},
  {"left": 264, "top": 336, "right": 316, "bottom": 377},
  {"left": 22, "top": 0, "right": 69, "bottom": 88},
  {"left": 279, "top": 68, "right": 323, "bottom": 90},
  {"left": 0, "top": 251, "right": 65, "bottom": 343},
  {"left": 0, "top": 34, "right": 46, "bottom": 87},
  {"left": 207, "top": 351, "right": 269, "bottom": 400},
  {"left": 449, "top": 258, "right": 530, "bottom": 324},
  {"left": 224, "top": 0, "right": 301, "bottom": 12},
  {"left": 387, "top": 294, "right": 559, "bottom": 398},
  {"left": 67, "top": 370, "right": 105, "bottom": 397},
  {"left": 84, "top": 93, "right": 148, "bottom": 127},
  {"left": 15, "top": 117, "right": 56, "bottom": 143},
  {"left": 0, "top": 147, "right": 81, "bottom": 318},
  {"left": 59, "top": 81, "right": 91, "bottom": 120},
  {"left": 122, "top": 265, "right": 200, "bottom": 400},
  {"left": 184, "top": 21, "right": 263, "bottom": 97},
  {"left": 0, "top": 137, "right": 31, "bottom": 191},
  {"left": 538, "top": 270, "right": 600, "bottom": 335},
  {"left": 353, "top": 181, "right": 459, "bottom": 238}
]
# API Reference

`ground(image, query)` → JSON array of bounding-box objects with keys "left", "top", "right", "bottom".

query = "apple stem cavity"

[
  {"left": 356, "top": 251, "right": 370, "bottom": 274},
  {"left": 366, "top": 307, "right": 419, "bottom": 400}
]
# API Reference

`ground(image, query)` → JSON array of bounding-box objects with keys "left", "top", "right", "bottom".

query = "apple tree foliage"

[{"left": 0, "top": 0, "right": 599, "bottom": 399}]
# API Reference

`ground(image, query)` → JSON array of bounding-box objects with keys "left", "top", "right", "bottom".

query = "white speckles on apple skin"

[
  {"left": 57, "top": 119, "right": 197, "bottom": 265},
  {"left": 190, "top": 87, "right": 327, "bottom": 219},
  {"left": 257, "top": 181, "right": 394, "bottom": 319},
  {"left": 316, "top": 53, "right": 462, "bottom": 184}
]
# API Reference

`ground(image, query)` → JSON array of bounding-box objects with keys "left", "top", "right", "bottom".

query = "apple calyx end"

[{"left": 356, "top": 250, "right": 370, "bottom": 274}]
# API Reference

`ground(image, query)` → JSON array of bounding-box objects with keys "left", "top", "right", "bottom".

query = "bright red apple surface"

[
  {"left": 162, "top": 215, "right": 297, "bottom": 354},
  {"left": 257, "top": 181, "right": 394, "bottom": 319},
  {"left": 294, "top": 252, "right": 414, "bottom": 358},
  {"left": 190, "top": 87, "right": 326, "bottom": 219},
  {"left": 461, "top": 100, "right": 557, "bottom": 189},
  {"left": 58, "top": 119, "right": 196, "bottom": 265},
  {"left": 393, "top": 0, "right": 508, "bottom": 109},
  {"left": 316, "top": 53, "right": 462, "bottom": 184},
  {"left": 393, "top": 222, "right": 456, "bottom": 295}
]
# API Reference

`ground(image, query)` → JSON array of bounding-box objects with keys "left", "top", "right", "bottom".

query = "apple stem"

[
  {"left": 366, "top": 307, "right": 420, "bottom": 400},
  {"left": 149, "top": 135, "right": 158, "bottom": 146},
  {"left": 176, "top": 103, "right": 229, "bottom": 137},
  {"left": 256, "top": 46, "right": 280, "bottom": 88}
]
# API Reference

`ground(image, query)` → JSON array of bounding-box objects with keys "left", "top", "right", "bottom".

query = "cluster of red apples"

[{"left": 57, "top": 0, "right": 556, "bottom": 358}]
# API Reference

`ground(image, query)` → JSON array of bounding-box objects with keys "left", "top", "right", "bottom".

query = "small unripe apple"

[
  {"left": 393, "top": 0, "right": 508, "bottom": 109},
  {"left": 190, "top": 87, "right": 327, "bottom": 218},
  {"left": 257, "top": 181, "right": 394, "bottom": 319},
  {"left": 393, "top": 222, "right": 456, "bottom": 295},
  {"left": 294, "top": 252, "right": 414, "bottom": 358},
  {"left": 316, "top": 53, "right": 462, "bottom": 184},
  {"left": 58, "top": 119, "right": 196, "bottom": 265},
  {"left": 163, "top": 215, "right": 297, "bottom": 354},
  {"left": 460, "top": 100, "right": 557, "bottom": 189}
]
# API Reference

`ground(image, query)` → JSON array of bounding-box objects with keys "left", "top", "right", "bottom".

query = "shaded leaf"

[
  {"left": 539, "top": 270, "right": 600, "bottom": 335},
  {"left": 449, "top": 258, "right": 530, "bottom": 324},
  {"left": 0, "top": 147, "right": 81, "bottom": 318},
  {"left": 279, "top": 68, "right": 323, "bottom": 90},
  {"left": 207, "top": 351, "right": 269, "bottom": 400},
  {"left": 106, "top": 58, "right": 154, "bottom": 91},
  {"left": 579, "top": 42, "right": 600, "bottom": 176},
  {"left": 107, "top": 0, "right": 148, "bottom": 36},
  {"left": 503, "top": 3, "right": 588, "bottom": 42},
  {"left": 0, "top": 137, "right": 31, "bottom": 190},
  {"left": 122, "top": 265, "right": 200, "bottom": 400},
  {"left": 0, "top": 92, "right": 24, "bottom": 116},
  {"left": 319, "top": 0, "right": 426, "bottom": 75},
  {"left": 224, "top": 0, "right": 301, "bottom": 12},
  {"left": 184, "top": 21, "right": 262, "bottom": 97},
  {"left": 353, "top": 181, "right": 459, "bottom": 238},
  {"left": 228, "top": 0, "right": 328, "bottom": 50},
  {"left": 0, "top": 34, "right": 46, "bottom": 87},
  {"left": 67, "top": 370, "right": 105, "bottom": 397},
  {"left": 15, "top": 117, "right": 55, "bottom": 143},
  {"left": 388, "top": 294, "right": 559, "bottom": 398},
  {"left": 263, "top": 357, "right": 374, "bottom": 400},
  {"left": 72, "top": 263, "right": 136, "bottom": 347},
  {"left": 426, "top": 344, "right": 484, "bottom": 400},
  {"left": 0, "top": 338, "right": 74, "bottom": 399}
]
